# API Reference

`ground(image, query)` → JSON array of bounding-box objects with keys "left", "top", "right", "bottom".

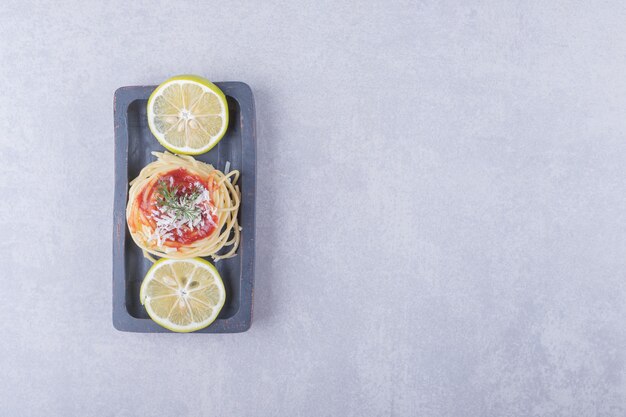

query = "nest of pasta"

[{"left": 126, "top": 152, "right": 240, "bottom": 262}]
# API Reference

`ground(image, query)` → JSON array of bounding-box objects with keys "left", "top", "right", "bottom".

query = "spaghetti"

[{"left": 126, "top": 151, "right": 240, "bottom": 262}]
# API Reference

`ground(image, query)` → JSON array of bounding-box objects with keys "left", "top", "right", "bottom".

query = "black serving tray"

[{"left": 113, "top": 82, "right": 256, "bottom": 333}]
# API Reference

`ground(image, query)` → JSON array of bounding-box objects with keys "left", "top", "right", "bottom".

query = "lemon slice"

[
  {"left": 140, "top": 258, "right": 226, "bottom": 332},
  {"left": 147, "top": 75, "right": 229, "bottom": 155}
]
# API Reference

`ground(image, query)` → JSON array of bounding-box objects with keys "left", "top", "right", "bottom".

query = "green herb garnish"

[{"left": 156, "top": 180, "right": 203, "bottom": 223}]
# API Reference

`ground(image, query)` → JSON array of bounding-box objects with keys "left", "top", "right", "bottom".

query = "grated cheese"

[{"left": 149, "top": 179, "right": 215, "bottom": 247}]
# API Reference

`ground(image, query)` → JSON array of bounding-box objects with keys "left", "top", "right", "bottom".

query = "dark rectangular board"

[{"left": 113, "top": 82, "right": 256, "bottom": 333}]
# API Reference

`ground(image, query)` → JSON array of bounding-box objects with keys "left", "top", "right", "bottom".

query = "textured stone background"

[{"left": 1, "top": 1, "right": 625, "bottom": 416}]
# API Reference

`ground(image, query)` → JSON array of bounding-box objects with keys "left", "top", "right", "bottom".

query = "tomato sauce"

[{"left": 135, "top": 168, "right": 218, "bottom": 246}]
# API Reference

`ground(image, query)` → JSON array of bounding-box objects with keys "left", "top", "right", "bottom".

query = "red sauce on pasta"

[{"left": 134, "top": 168, "right": 218, "bottom": 246}]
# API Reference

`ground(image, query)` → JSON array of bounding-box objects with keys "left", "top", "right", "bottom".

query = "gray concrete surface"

[{"left": 1, "top": 1, "right": 625, "bottom": 416}]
